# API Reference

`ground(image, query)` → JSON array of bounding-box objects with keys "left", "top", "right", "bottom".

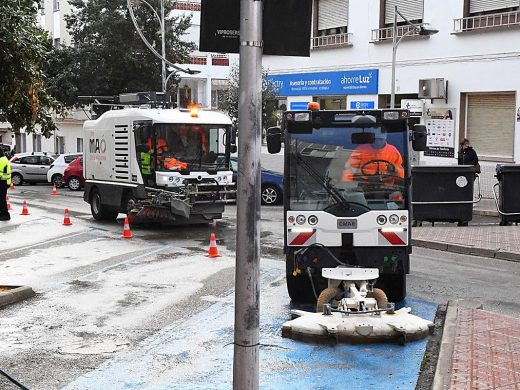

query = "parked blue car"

[{"left": 229, "top": 157, "right": 283, "bottom": 205}]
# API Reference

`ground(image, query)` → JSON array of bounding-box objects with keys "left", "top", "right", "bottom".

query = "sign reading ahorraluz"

[{"left": 199, "top": 0, "right": 312, "bottom": 57}]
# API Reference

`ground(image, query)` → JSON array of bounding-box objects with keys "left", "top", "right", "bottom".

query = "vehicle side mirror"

[
  {"left": 230, "top": 126, "right": 237, "bottom": 145},
  {"left": 266, "top": 127, "right": 282, "bottom": 154},
  {"left": 412, "top": 124, "right": 427, "bottom": 151}
]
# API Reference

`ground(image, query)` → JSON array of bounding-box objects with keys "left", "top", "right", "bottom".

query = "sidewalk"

[
  {"left": 412, "top": 198, "right": 520, "bottom": 262},
  {"left": 433, "top": 300, "right": 520, "bottom": 390}
]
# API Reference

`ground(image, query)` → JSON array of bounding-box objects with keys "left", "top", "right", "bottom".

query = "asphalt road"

[{"left": 1, "top": 184, "right": 519, "bottom": 389}]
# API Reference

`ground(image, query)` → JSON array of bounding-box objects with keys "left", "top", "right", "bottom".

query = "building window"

[
  {"left": 317, "top": 0, "right": 349, "bottom": 36},
  {"left": 384, "top": 0, "right": 424, "bottom": 26},
  {"left": 77, "top": 138, "right": 83, "bottom": 153},
  {"left": 53, "top": 0, "right": 59, "bottom": 11},
  {"left": 15, "top": 133, "right": 27, "bottom": 153},
  {"left": 53, "top": 38, "right": 60, "bottom": 48},
  {"left": 467, "top": 0, "right": 519, "bottom": 16},
  {"left": 40, "top": 0, "right": 45, "bottom": 15},
  {"left": 55, "top": 136, "right": 65, "bottom": 154},
  {"left": 33, "top": 134, "right": 42, "bottom": 152}
]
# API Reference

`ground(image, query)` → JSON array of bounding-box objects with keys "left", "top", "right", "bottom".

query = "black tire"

[
  {"left": 52, "top": 174, "right": 64, "bottom": 188},
  {"left": 286, "top": 273, "right": 317, "bottom": 303},
  {"left": 376, "top": 274, "right": 406, "bottom": 303},
  {"left": 68, "top": 176, "right": 82, "bottom": 191},
  {"left": 123, "top": 192, "right": 137, "bottom": 215},
  {"left": 90, "top": 188, "right": 118, "bottom": 221},
  {"left": 261, "top": 184, "right": 281, "bottom": 205},
  {"left": 11, "top": 173, "right": 23, "bottom": 186}
]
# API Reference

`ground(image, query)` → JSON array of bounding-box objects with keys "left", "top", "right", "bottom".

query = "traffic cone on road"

[
  {"left": 51, "top": 185, "right": 58, "bottom": 196},
  {"left": 121, "top": 217, "right": 133, "bottom": 238},
  {"left": 63, "top": 208, "right": 72, "bottom": 226},
  {"left": 6, "top": 196, "right": 11, "bottom": 211},
  {"left": 20, "top": 201, "right": 30, "bottom": 215},
  {"left": 9, "top": 182, "right": 14, "bottom": 190},
  {"left": 206, "top": 233, "right": 221, "bottom": 258}
]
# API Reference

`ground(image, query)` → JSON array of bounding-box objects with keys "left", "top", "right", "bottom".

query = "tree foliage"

[
  {"left": 46, "top": 0, "right": 196, "bottom": 107},
  {"left": 220, "top": 64, "right": 279, "bottom": 131},
  {"left": 0, "top": 0, "right": 61, "bottom": 137}
]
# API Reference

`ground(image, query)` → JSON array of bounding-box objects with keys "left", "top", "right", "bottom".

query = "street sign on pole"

[{"left": 199, "top": 0, "right": 312, "bottom": 57}]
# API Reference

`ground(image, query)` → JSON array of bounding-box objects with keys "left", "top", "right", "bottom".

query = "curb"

[
  {"left": 473, "top": 209, "right": 499, "bottom": 217},
  {"left": 412, "top": 239, "right": 520, "bottom": 263},
  {"left": 0, "top": 286, "right": 35, "bottom": 309},
  {"left": 432, "top": 299, "right": 483, "bottom": 390}
]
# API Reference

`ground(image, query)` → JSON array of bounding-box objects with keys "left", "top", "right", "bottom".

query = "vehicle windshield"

[
  {"left": 287, "top": 125, "right": 408, "bottom": 211},
  {"left": 135, "top": 123, "right": 230, "bottom": 172}
]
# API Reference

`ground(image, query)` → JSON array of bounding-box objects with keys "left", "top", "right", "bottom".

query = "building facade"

[
  {"left": 1, "top": 0, "right": 233, "bottom": 155},
  {"left": 264, "top": 0, "right": 520, "bottom": 173}
]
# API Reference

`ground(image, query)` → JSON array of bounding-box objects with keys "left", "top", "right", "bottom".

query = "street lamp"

[
  {"left": 390, "top": 6, "right": 439, "bottom": 108},
  {"left": 127, "top": 0, "right": 200, "bottom": 95}
]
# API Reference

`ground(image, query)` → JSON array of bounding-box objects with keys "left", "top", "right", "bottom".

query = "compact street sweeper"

[{"left": 82, "top": 93, "right": 236, "bottom": 225}]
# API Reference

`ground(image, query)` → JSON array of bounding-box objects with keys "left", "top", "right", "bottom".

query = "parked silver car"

[{"left": 10, "top": 152, "right": 56, "bottom": 186}]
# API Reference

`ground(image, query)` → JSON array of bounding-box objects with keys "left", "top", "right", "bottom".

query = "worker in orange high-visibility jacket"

[{"left": 342, "top": 128, "right": 404, "bottom": 185}]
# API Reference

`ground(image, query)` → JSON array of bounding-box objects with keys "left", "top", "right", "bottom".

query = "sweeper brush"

[
  {"left": 127, "top": 206, "right": 176, "bottom": 226},
  {"left": 282, "top": 267, "right": 434, "bottom": 344}
]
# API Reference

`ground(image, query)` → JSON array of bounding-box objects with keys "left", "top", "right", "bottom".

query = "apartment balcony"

[
  {"left": 453, "top": 10, "right": 520, "bottom": 33},
  {"left": 183, "top": 54, "right": 230, "bottom": 67},
  {"left": 311, "top": 32, "right": 352, "bottom": 49},
  {"left": 174, "top": 1, "right": 201, "bottom": 11},
  {"left": 371, "top": 24, "right": 426, "bottom": 43}
]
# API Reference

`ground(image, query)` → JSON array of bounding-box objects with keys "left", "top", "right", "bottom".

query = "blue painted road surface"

[{"left": 65, "top": 262, "right": 436, "bottom": 390}]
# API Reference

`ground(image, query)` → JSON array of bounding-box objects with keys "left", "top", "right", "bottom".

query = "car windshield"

[
  {"left": 287, "top": 125, "right": 408, "bottom": 211},
  {"left": 135, "top": 123, "right": 230, "bottom": 172}
]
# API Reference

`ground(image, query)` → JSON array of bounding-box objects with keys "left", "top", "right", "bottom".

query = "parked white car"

[{"left": 47, "top": 153, "right": 83, "bottom": 187}]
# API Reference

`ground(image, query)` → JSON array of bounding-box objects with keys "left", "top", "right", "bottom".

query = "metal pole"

[
  {"left": 390, "top": 5, "right": 397, "bottom": 109},
  {"left": 233, "top": 0, "right": 262, "bottom": 388},
  {"left": 160, "top": 0, "right": 166, "bottom": 95}
]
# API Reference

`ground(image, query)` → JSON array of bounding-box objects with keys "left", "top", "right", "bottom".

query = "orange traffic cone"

[
  {"left": 20, "top": 200, "right": 30, "bottom": 215},
  {"left": 207, "top": 233, "right": 221, "bottom": 258},
  {"left": 51, "top": 185, "right": 58, "bottom": 196},
  {"left": 6, "top": 196, "right": 12, "bottom": 211},
  {"left": 9, "top": 182, "right": 14, "bottom": 190},
  {"left": 63, "top": 208, "right": 72, "bottom": 226},
  {"left": 122, "top": 217, "right": 133, "bottom": 238}
]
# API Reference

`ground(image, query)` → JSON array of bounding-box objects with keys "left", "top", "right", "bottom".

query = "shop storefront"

[{"left": 267, "top": 69, "right": 379, "bottom": 111}]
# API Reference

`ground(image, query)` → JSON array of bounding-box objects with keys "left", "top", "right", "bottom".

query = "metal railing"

[
  {"left": 174, "top": 1, "right": 201, "bottom": 11},
  {"left": 371, "top": 24, "right": 421, "bottom": 42},
  {"left": 311, "top": 32, "right": 352, "bottom": 49},
  {"left": 454, "top": 10, "right": 520, "bottom": 33}
]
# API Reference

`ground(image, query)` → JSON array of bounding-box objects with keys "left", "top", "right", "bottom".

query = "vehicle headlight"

[
  {"left": 296, "top": 215, "right": 306, "bottom": 225},
  {"left": 377, "top": 215, "right": 387, "bottom": 225},
  {"left": 308, "top": 215, "right": 318, "bottom": 225}
]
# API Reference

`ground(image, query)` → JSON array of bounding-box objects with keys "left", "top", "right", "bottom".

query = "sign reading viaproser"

[
  {"left": 267, "top": 70, "right": 379, "bottom": 96},
  {"left": 199, "top": 0, "right": 312, "bottom": 57}
]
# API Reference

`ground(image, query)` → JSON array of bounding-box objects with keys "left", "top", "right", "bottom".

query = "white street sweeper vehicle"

[
  {"left": 267, "top": 103, "right": 427, "bottom": 304},
  {"left": 82, "top": 93, "right": 236, "bottom": 225}
]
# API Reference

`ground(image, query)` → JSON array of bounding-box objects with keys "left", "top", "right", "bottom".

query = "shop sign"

[
  {"left": 350, "top": 101, "right": 375, "bottom": 109},
  {"left": 267, "top": 69, "right": 379, "bottom": 96},
  {"left": 290, "top": 102, "right": 311, "bottom": 110},
  {"left": 400, "top": 99, "right": 423, "bottom": 117}
]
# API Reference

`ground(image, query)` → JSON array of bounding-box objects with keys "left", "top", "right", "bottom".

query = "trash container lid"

[
  {"left": 496, "top": 164, "right": 520, "bottom": 173},
  {"left": 411, "top": 165, "right": 475, "bottom": 173}
]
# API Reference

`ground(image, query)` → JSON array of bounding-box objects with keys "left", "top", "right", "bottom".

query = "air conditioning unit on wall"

[{"left": 418, "top": 78, "right": 446, "bottom": 99}]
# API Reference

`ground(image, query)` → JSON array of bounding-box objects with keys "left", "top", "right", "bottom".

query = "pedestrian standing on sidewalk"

[
  {"left": 458, "top": 138, "right": 480, "bottom": 174},
  {"left": 0, "top": 148, "right": 12, "bottom": 221}
]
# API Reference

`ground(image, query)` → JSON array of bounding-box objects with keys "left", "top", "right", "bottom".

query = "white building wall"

[{"left": 263, "top": 0, "right": 520, "bottom": 163}]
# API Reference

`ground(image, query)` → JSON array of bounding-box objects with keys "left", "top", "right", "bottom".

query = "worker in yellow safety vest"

[{"left": 0, "top": 148, "right": 12, "bottom": 220}]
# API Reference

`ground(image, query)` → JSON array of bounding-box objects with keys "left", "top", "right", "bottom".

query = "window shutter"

[
  {"left": 467, "top": 94, "right": 515, "bottom": 159},
  {"left": 470, "top": 0, "right": 519, "bottom": 14},
  {"left": 318, "top": 0, "right": 349, "bottom": 30},
  {"left": 385, "top": 0, "right": 424, "bottom": 25}
]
